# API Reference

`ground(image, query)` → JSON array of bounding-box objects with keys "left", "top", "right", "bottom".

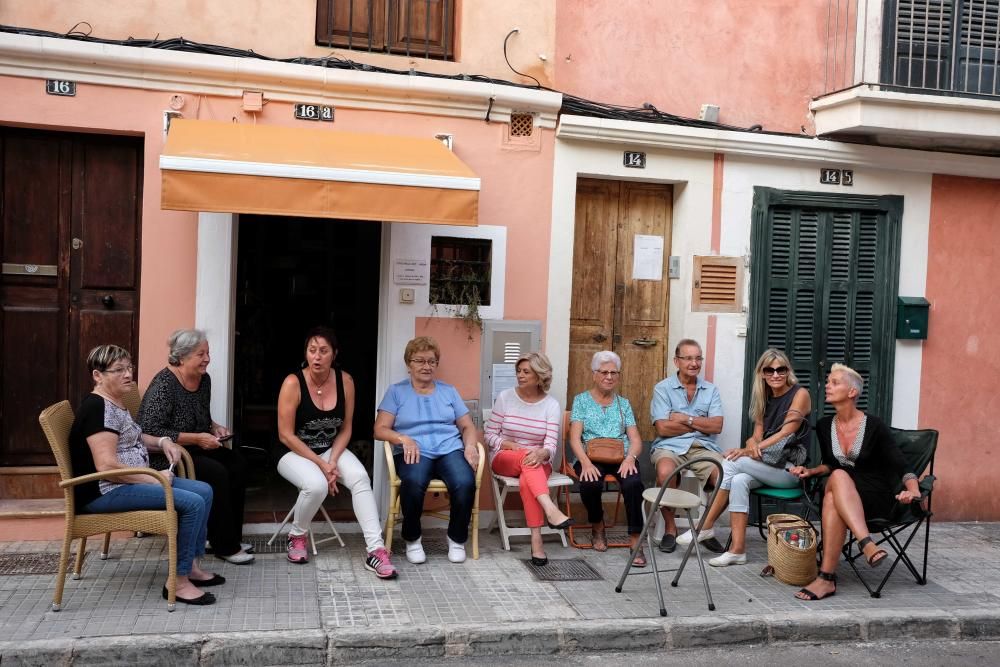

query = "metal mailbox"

[{"left": 896, "top": 296, "right": 930, "bottom": 340}]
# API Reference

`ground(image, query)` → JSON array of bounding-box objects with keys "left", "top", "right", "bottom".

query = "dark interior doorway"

[{"left": 233, "top": 215, "right": 381, "bottom": 517}]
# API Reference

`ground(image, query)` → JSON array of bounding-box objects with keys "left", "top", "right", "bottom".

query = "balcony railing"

[{"left": 824, "top": 0, "right": 1000, "bottom": 99}]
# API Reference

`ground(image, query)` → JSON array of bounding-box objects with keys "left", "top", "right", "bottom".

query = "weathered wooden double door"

[
  {"left": 0, "top": 128, "right": 142, "bottom": 466},
  {"left": 568, "top": 179, "right": 673, "bottom": 442}
]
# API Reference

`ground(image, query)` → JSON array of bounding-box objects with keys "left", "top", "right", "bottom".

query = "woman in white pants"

[
  {"left": 276, "top": 327, "right": 397, "bottom": 579},
  {"left": 677, "top": 349, "right": 811, "bottom": 567}
]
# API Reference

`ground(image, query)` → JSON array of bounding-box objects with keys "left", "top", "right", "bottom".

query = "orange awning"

[{"left": 160, "top": 119, "right": 479, "bottom": 225}]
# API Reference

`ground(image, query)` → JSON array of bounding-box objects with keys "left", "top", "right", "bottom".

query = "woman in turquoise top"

[
  {"left": 374, "top": 336, "right": 480, "bottom": 566},
  {"left": 567, "top": 351, "right": 646, "bottom": 564}
]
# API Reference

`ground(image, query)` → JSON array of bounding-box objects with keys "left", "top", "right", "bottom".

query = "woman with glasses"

[
  {"left": 374, "top": 336, "right": 480, "bottom": 565},
  {"left": 485, "top": 352, "right": 573, "bottom": 566},
  {"left": 138, "top": 329, "right": 252, "bottom": 565},
  {"left": 676, "top": 348, "right": 810, "bottom": 567},
  {"left": 567, "top": 351, "right": 645, "bottom": 565},
  {"left": 71, "top": 345, "right": 220, "bottom": 605},
  {"left": 275, "top": 327, "right": 396, "bottom": 577}
]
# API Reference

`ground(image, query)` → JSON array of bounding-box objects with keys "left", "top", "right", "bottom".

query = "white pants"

[
  {"left": 719, "top": 457, "right": 799, "bottom": 514},
  {"left": 277, "top": 447, "right": 384, "bottom": 552}
]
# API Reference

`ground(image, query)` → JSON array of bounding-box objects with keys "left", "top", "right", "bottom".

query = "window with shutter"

[
  {"left": 744, "top": 189, "right": 902, "bottom": 443},
  {"left": 692, "top": 256, "right": 743, "bottom": 313},
  {"left": 882, "top": 0, "right": 999, "bottom": 95},
  {"left": 315, "top": 0, "right": 456, "bottom": 60}
]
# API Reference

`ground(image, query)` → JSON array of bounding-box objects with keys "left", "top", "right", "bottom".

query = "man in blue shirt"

[{"left": 649, "top": 339, "right": 724, "bottom": 553}]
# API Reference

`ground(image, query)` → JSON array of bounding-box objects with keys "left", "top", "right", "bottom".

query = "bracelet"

[{"left": 157, "top": 436, "right": 171, "bottom": 449}]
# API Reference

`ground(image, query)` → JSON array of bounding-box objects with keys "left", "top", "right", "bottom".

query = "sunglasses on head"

[{"left": 762, "top": 366, "right": 789, "bottom": 376}]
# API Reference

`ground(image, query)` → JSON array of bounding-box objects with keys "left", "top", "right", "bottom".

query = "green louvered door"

[{"left": 743, "top": 189, "right": 903, "bottom": 441}]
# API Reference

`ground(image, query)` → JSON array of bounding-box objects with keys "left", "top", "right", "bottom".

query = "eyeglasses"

[
  {"left": 675, "top": 356, "right": 704, "bottom": 363},
  {"left": 595, "top": 370, "right": 620, "bottom": 377},
  {"left": 103, "top": 364, "right": 134, "bottom": 375},
  {"left": 762, "top": 366, "right": 789, "bottom": 377},
  {"left": 409, "top": 357, "right": 438, "bottom": 367}
]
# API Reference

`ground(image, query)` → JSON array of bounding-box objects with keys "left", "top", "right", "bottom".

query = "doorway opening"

[{"left": 233, "top": 215, "right": 382, "bottom": 520}]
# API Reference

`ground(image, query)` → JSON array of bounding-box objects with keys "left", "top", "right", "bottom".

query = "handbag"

[
  {"left": 584, "top": 396, "right": 626, "bottom": 465},
  {"left": 760, "top": 409, "right": 808, "bottom": 467},
  {"left": 762, "top": 513, "right": 818, "bottom": 586}
]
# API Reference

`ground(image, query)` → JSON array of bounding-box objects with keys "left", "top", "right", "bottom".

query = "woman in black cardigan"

[{"left": 789, "top": 363, "right": 922, "bottom": 601}]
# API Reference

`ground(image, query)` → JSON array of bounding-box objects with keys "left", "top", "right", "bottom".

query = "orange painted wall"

[
  {"left": 554, "top": 0, "right": 829, "bottom": 133},
  {"left": 922, "top": 175, "right": 1000, "bottom": 520}
]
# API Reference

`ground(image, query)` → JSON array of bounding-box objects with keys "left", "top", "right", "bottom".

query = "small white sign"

[
  {"left": 632, "top": 234, "right": 664, "bottom": 281},
  {"left": 492, "top": 363, "right": 517, "bottom": 403},
  {"left": 394, "top": 258, "right": 429, "bottom": 285}
]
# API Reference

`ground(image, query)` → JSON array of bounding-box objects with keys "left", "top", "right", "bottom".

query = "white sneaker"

[
  {"left": 447, "top": 537, "right": 467, "bottom": 563},
  {"left": 709, "top": 551, "right": 747, "bottom": 567},
  {"left": 676, "top": 527, "right": 716, "bottom": 546},
  {"left": 218, "top": 549, "right": 254, "bottom": 565},
  {"left": 405, "top": 539, "right": 426, "bottom": 564}
]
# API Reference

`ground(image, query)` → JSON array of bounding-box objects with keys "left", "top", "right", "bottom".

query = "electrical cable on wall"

[{"left": 1, "top": 23, "right": 786, "bottom": 136}]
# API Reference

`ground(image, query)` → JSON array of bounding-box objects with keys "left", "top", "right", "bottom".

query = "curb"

[{"left": 2, "top": 609, "right": 998, "bottom": 664}]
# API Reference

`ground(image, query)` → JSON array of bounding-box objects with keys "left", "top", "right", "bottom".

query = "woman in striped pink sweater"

[{"left": 486, "top": 352, "right": 574, "bottom": 565}]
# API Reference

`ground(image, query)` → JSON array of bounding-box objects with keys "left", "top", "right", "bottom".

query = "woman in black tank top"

[{"left": 275, "top": 327, "right": 397, "bottom": 578}]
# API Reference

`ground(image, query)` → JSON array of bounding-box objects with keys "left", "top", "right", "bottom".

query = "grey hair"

[
  {"left": 830, "top": 363, "right": 864, "bottom": 401},
  {"left": 590, "top": 350, "right": 622, "bottom": 372},
  {"left": 86, "top": 344, "right": 131, "bottom": 373},
  {"left": 167, "top": 329, "right": 208, "bottom": 366}
]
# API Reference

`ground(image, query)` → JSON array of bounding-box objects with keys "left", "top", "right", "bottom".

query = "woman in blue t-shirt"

[{"left": 374, "top": 337, "right": 480, "bottom": 565}]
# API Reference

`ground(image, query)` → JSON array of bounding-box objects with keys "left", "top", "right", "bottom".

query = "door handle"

[
  {"left": 632, "top": 337, "right": 658, "bottom": 347},
  {"left": 592, "top": 332, "right": 608, "bottom": 343},
  {"left": 101, "top": 295, "right": 115, "bottom": 309}
]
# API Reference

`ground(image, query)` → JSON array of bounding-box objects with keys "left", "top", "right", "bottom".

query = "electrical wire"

[
  {"left": 0, "top": 23, "right": 789, "bottom": 136},
  {"left": 502, "top": 29, "right": 541, "bottom": 88}
]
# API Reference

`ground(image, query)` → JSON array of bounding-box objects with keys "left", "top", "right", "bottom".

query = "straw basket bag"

[{"left": 764, "top": 513, "right": 818, "bottom": 586}]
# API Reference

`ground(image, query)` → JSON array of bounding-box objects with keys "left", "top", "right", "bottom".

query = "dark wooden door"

[
  {"left": 0, "top": 128, "right": 141, "bottom": 466},
  {"left": 568, "top": 179, "right": 673, "bottom": 441}
]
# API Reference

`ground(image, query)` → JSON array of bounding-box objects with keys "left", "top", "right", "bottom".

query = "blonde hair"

[
  {"left": 749, "top": 348, "right": 799, "bottom": 423},
  {"left": 829, "top": 363, "right": 864, "bottom": 402},
  {"left": 516, "top": 352, "right": 554, "bottom": 392},
  {"left": 403, "top": 336, "right": 440, "bottom": 365}
]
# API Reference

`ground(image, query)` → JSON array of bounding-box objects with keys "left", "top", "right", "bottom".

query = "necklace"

[{"left": 310, "top": 371, "right": 332, "bottom": 395}]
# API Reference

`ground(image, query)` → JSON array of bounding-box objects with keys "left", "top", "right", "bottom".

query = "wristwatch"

[{"left": 687, "top": 416, "right": 694, "bottom": 427}]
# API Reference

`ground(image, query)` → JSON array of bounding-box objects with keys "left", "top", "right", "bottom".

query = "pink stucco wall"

[
  {"left": 554, "top": 0, "right": 829, "bottom": 133},
  {"left": 921, "top": 175, "right": 1000, "bottom": 521}
]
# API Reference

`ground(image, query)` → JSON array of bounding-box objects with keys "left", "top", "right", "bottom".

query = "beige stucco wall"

[{"left": 0, "top": 0, "right": 556, "bottom": 86}]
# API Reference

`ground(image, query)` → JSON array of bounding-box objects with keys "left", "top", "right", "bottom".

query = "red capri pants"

[{"left": 490, "top": 448, "right": 553, "bottom": 528}]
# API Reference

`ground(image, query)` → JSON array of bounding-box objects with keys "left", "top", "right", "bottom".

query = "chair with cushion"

[
  {"left": 838, "top": 427, "right": 938, "bottom": 598},
  {"left": 483, "top": 409, "right": 573, "bottom": 550},
  {"left": 39, "top": 400, "right": 195, "bottom": 612},
  {"left": 383, "top": 441, "right": 486, "bottom": 559}
]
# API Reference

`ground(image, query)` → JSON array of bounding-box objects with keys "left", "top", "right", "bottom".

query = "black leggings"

[
  {"left": 574, "top": 461, "right": 645, "bottom": 534},
  {"left": 188, "top": 446, "right": 248, "bottom": 556}
]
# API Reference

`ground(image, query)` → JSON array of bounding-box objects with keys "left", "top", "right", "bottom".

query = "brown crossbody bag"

[{"left": 584, "top": 396, "right": 626, "bottom": 465}]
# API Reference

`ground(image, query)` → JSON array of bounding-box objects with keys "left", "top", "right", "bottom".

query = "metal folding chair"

[{"left": 615, "top": 457, "right": 724, "bottom": 617}]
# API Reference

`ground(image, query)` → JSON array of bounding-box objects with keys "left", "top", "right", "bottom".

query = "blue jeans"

[
  {"left": 84, "top": 478, "right": 213, "bottom": 575},
  {"left": 395, "top": 448, "right": 475, "bottom": 544}
]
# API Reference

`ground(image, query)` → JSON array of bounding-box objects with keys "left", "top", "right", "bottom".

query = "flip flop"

[
  {"left": 592, "top": 528, "right": 608, "bottom": 552},
  {"left": 631, "top": 549, "right": 647, "bottom": 568}
]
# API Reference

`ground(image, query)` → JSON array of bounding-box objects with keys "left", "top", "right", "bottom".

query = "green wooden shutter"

[{"left": 745, "top": 189, "right": 903, "bottom": 443}]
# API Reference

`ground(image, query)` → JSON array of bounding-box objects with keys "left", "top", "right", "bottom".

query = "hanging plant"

[{"left": 428, "top": 261, "right": 487, "bottom": 338}]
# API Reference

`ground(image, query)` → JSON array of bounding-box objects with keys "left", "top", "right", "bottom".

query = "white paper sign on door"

[{"left": 632, "top": 234, "right": 664, "bottom": 281}]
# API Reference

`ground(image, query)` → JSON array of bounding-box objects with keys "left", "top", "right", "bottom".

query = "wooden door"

[
  {"left": 568, "top": 179, "right": 673, "bottom": 441},
  {"left": 0, "top": 128, "right": 141, "bottom": 466}
]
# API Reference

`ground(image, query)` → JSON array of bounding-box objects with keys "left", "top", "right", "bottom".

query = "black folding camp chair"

[{"left": 840, "top": 427, "right": 938, "bottom": 598}]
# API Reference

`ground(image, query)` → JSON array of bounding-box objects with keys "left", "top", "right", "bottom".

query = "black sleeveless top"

[
  {"left": 762, "top": 384, "right": 809, "bottom": 466},
  {"left": 294, "top": 367, "right": 345, "bottom": 454}
]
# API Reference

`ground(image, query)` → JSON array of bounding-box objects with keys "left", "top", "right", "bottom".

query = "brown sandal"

[
  {"left": 591, "top": 526, "right": 608, "bottom": 552},
  {"left": 859, "top": 536, "right": 888, "bottom": 568}
]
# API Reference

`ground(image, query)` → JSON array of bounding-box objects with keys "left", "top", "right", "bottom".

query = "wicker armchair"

[{"left": 39, "top": 400, "right": 194, "bottom": 612}]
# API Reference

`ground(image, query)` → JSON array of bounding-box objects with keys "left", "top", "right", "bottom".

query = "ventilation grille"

[
  {"left": 692, "top": 255, "right": 743, "bottom": 313},
  {"left": 509, "top": 112, "right": 534, "bottom": 137}
]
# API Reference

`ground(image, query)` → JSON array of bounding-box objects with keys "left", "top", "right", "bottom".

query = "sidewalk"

[{"left": 1, "top": 522, "right": 999, "bottom": 664}]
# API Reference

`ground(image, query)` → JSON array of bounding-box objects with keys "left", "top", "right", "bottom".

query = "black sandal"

[
  {"left": 858, "top": 536, "right": 888, "bottom": 568},
  {"left": 795, "top": 570, "right": 837, "bottom": 601}
]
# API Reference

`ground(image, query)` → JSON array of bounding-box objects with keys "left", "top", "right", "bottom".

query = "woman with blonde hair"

[
  {"left": 485, "top": 352, "right": 573, "bottom": 565},
  {"left": 677, "top": 348, "right": 810, "bottom": 567},
  {"left": 791, "top": 363, "right": 922, "bottom": 601}
]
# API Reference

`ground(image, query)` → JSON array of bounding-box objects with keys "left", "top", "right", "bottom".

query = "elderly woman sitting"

[
  {"left": 791, "top": 364, "right": 923, "bottom": 601},
  {"left": 485, "top": 352, "right": 573, "bottom": 565},
  {"left": 373, "top": 336, "right": 480, "bottom": 564},
  {"left": 138, "top": 329, "right": 252, "bottom": 565},
  {"left": 70, "top": 345, "right": 219, "bottom": 605},
  {"left": 567, "top": 351, "right": 646, "bottom": 565}
]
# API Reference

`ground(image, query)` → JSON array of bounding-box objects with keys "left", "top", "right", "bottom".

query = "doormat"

[
  {"left": 523, "top": 557, "right": 603, "bottom": 582},
  {"left": 0, "top": 553, "right": 63, "bottom": 575},
  {"left": 237, "top": 534, "right": 346, "bottom": 555},
  {"left": 389, "top": 536, "right": 450, "bottom": 556}
]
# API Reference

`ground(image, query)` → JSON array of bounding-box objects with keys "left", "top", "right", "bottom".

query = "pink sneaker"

[
  {"left": 364, "top": 547, "right": 398, "bottom": 579},
  {"left": 286, "top": 533, "right": 308, "bottom": 564}
]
